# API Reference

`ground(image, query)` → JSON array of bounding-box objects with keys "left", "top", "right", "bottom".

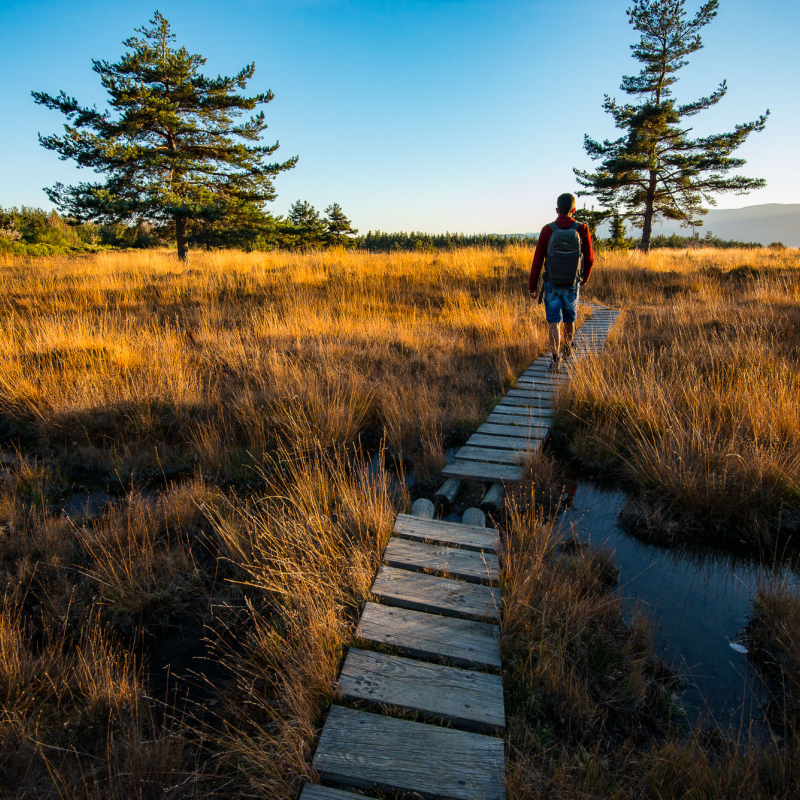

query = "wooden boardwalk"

[
  {"left": 302, "top": 303, "right": 619, "bottom": 800},
  {"left": 443, "top": 303, "right": 620, "bottom": 482}
]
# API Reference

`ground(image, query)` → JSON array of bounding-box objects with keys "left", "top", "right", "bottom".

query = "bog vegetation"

[{"left": 1, "top": 244, "right": 799, "bottom": 797}]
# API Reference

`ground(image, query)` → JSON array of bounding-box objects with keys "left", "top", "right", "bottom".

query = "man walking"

[{"left": 528, "top": 193, "right": 594, "bottom": 371}]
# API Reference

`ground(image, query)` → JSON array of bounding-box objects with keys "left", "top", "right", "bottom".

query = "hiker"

[{"left": 528, "top": 193, "right": 594, "bottom": 371}]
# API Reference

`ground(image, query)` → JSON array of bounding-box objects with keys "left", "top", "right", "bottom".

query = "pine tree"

[
  {"left": 32, "top": 11, "right": 296, "bottom": 261},
  {"left": 608, "top": 210, "right": 632, "bottom": 251},
  {"left": 574, "top": 0, "right": 768, "bottom": 252},
  {"left": 324, "top": 203, "right": 358, "bottom": 247},
  {"left": 287, "top": 200, "right": 327, "bottom": 250}
]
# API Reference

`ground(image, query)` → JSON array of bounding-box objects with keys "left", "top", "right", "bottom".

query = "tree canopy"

[
  {"left": 574, "top": 0, "right": 768, "bottom": 251},
  {"left": 32, "top": 11, "right": 296, "bottom": 260}
]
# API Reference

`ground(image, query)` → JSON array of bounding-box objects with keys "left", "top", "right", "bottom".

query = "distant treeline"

[
  {"left": 2, "top": 205, "right": 777, "bottom": 257},
  {"left": 0, "top": 206, "right": 154, "bottom": 256},
  {"left": 354, "top": 231, "right": 533, "bottom": 252},
  {"left": 647, "top": 232, "right": 764, "bottom": 249}
]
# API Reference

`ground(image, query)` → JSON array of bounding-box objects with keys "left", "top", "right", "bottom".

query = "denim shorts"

[{"left": 543, "top": 281, "right": 579, "bottom": 324}]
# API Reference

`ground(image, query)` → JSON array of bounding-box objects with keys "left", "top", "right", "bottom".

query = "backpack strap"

[{"left": 548, "top": 222, "right": 559, "bottom": 233}]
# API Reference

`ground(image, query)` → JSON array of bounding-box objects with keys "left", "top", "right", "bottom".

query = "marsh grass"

[
  {"left": 2, "top": 244, "right": 800, "bottom": 796},
  {"left": 502, "top": 456, "right": 800, "bottom": 800},
  {"left": 557, "top": 247, "right": 800, "bottom": 544},
  {"left": 0, "top": 246, "right": 540, "bottom": 796}
]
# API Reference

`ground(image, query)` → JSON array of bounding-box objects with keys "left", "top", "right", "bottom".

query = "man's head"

[{"left": 556, "top": 193, "right": 576, "bottom": 216}]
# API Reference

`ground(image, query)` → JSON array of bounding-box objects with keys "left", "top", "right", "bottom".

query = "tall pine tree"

[
  {"left": 287, "top": 200, "right": 327, "bottom": 250},
  {"left": 324, "top": 203, "right": 358, "bottom": 247},
  {"left": 32, "top": 11, "right": 296, "bottom": 260},
  {"left": 574, "top": 0, "right": 768, "bottom": 251}
]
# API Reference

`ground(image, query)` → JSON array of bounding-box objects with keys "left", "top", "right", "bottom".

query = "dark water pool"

[{"left": 560, "top": 482, "right": 799, "bottom": 729}]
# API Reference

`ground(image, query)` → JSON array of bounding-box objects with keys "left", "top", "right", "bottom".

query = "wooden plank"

[
  {"left": 487, "top": 410, "right": 552, "bottom": 425},
  {"left": 394, "top": 513, "right": 499, "bottom": 552},
  {"left": 338, "top": 648, "right": 505, "bottom": 732},
  {"left": 468, "top": 432, "right": 545, "bottom": 450},
  {"left": 371, "top": 566, "right": 500, "bottom": 622},
  {"left": 313, "top": 706, "right": 506, "bottom": 800},
  {"left": 517, "top": 366, "right": 567, "bottom": 383},
  {"left": 516, "top": 375, "right": 565, "bottom": 384},
  {"left": 442, "top": 460, "right": 525, "bottom": 482},
  {"left": 495, "top": 395, "right": 553, "bottom": 408},
  {"left": 383, "top": 537, "right": 499, "bottom": 584},
  {"left": 455, "top": 445, "right": 533, "bottom": 464},
  {"left": 477, "top": 422, "right": 548, "bottom": 439},
  {"left": 514, "top": 377, "right": 566, "bottom": 388},
  {"left": 491, "top": 402, "right": 553, "bottom": 415},
  {"left": 506, "top": 383, "right": 557, "bottom": 393},
  {"left": 517, "top": 372, "right": 568, "bottom": 382},
  {"left": 356, "top": 602, "right": 501, "bottom": 670},
  {"left": 300, "top": 785, "right": 359, "bottom": 800}
]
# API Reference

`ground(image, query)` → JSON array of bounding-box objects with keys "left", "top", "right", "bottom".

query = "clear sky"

[{"left": 1, "top": 0, "right": 798, "bottom": 234}]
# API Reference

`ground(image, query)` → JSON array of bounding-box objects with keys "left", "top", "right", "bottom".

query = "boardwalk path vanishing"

[{"left": 301, "top": 303, "right": 620, "bottom": 800}]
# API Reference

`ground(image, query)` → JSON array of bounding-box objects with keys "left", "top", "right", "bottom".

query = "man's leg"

[
  {"left": 549, "top": 322, "right": 561, "bottom": 357},
  {"left": 562, "top": 322, "right": 574, "bottom": 354}
]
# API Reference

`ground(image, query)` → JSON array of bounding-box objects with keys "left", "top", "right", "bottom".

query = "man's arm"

[
  {"left": 528, "top": 226, "right": 551, "bottom": 297},
  {"left": 579, "top": 223, "right": 594, "bottom": 284}
]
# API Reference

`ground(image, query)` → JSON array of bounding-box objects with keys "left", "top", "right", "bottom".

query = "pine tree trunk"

[
  {"left": 175, "top": 215, "right": 189, "bottom": 262},
  {"left": 641, "top": 170, "right": 658, "bottom": 253}
]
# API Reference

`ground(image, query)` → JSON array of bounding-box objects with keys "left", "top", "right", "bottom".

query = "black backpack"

[{"left": 545, "top": 222, "right": 583, "bottom": 288}]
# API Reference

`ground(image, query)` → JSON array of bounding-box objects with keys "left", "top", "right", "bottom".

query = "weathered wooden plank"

[
  {"left": 313, "top": 706, "right": 506, "bottom": 800},
  {"left": 394, "top": 513, "right": 499, "bottom": 552},
  {"left": 514, "top": 377, "right": 566, "bottom": 388},
  {"left": 338, "top": 648, "right": 505, "bottom": 732},
  {"left": 356, "top": 602, "right": 501, "bottom": 670},
  {"left": 506, "top": 383, "right": 557, "bottom": 393},
  {"left": 468, "top": 432, "right": 545, "bottom": 451},
  {"left": 371, "top": 565, "right": 500, "bottom": 621},
  {"left": 519, "top": 367, "right": 569, "bottom": 378},
  {"left": 495, "top": 395, "right": 553, "bottom": 408},
  {"left": 477, "top": 422, "right": 548, "bottom": 439},
  {"left": 455, "top": 445, "right": 532, "bottom": 465},
  {"left": 300, "top": 784, "right": 359, "bottom": 800},
  {"left": 487, "top": 410, "right": 552, "bottom": 425},
  {"left": 516, "top": 375, "right": 568, "bottom": 385},
  {"left": 493, "top": 400, "right": 553, "bottom": 413},
  {"left": 506, "top": 379, "right": 558, "bottom": 388},
  {"left": 442, "top": 459, "right": 525, "bottom": 482},
  {"left": 383, "top": 537, "right": 499, "bottom": 584}
]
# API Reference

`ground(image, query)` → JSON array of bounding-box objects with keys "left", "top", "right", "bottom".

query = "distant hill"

[{"left": 598, "top": 203, "right": 800, "bottom": 247}]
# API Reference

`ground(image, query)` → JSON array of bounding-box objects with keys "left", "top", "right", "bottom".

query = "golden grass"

[
  {"left": 0, "top": 245, "right": 544, "bottom": 797},
  {"left": 0, "top": 246, "right": 547, "bottom": 479},
  {"left": 2, "top": 244, "right": 799, "bottom": 797}
]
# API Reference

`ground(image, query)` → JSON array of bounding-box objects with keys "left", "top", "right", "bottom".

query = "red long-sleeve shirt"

[{"left": 528, "top": 214, "right": 594, "bottom": 293}]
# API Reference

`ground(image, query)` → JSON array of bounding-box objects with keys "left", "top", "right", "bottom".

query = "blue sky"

[{"left": 1, "top": 0, "right": 798, "bottom": 233}]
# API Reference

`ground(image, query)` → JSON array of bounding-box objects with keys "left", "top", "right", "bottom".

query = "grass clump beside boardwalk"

[
  {"left": 0, "top": 246, "right": 545, "bottom": 797},
  {"left": 555, "top": 246, "right": 800, "bottom": 545}
]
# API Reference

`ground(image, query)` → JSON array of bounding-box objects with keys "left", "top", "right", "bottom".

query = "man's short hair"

[{"left": 557, "top": 193, "right": 576, "bottom": 214}]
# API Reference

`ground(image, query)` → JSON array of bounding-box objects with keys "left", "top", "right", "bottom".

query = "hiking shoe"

[
  {"left": 548, "top": 354, "right": 561, "bottom": 373},
  {"left": 562, "top": 342, "right": 574, "bottom": 361}
]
